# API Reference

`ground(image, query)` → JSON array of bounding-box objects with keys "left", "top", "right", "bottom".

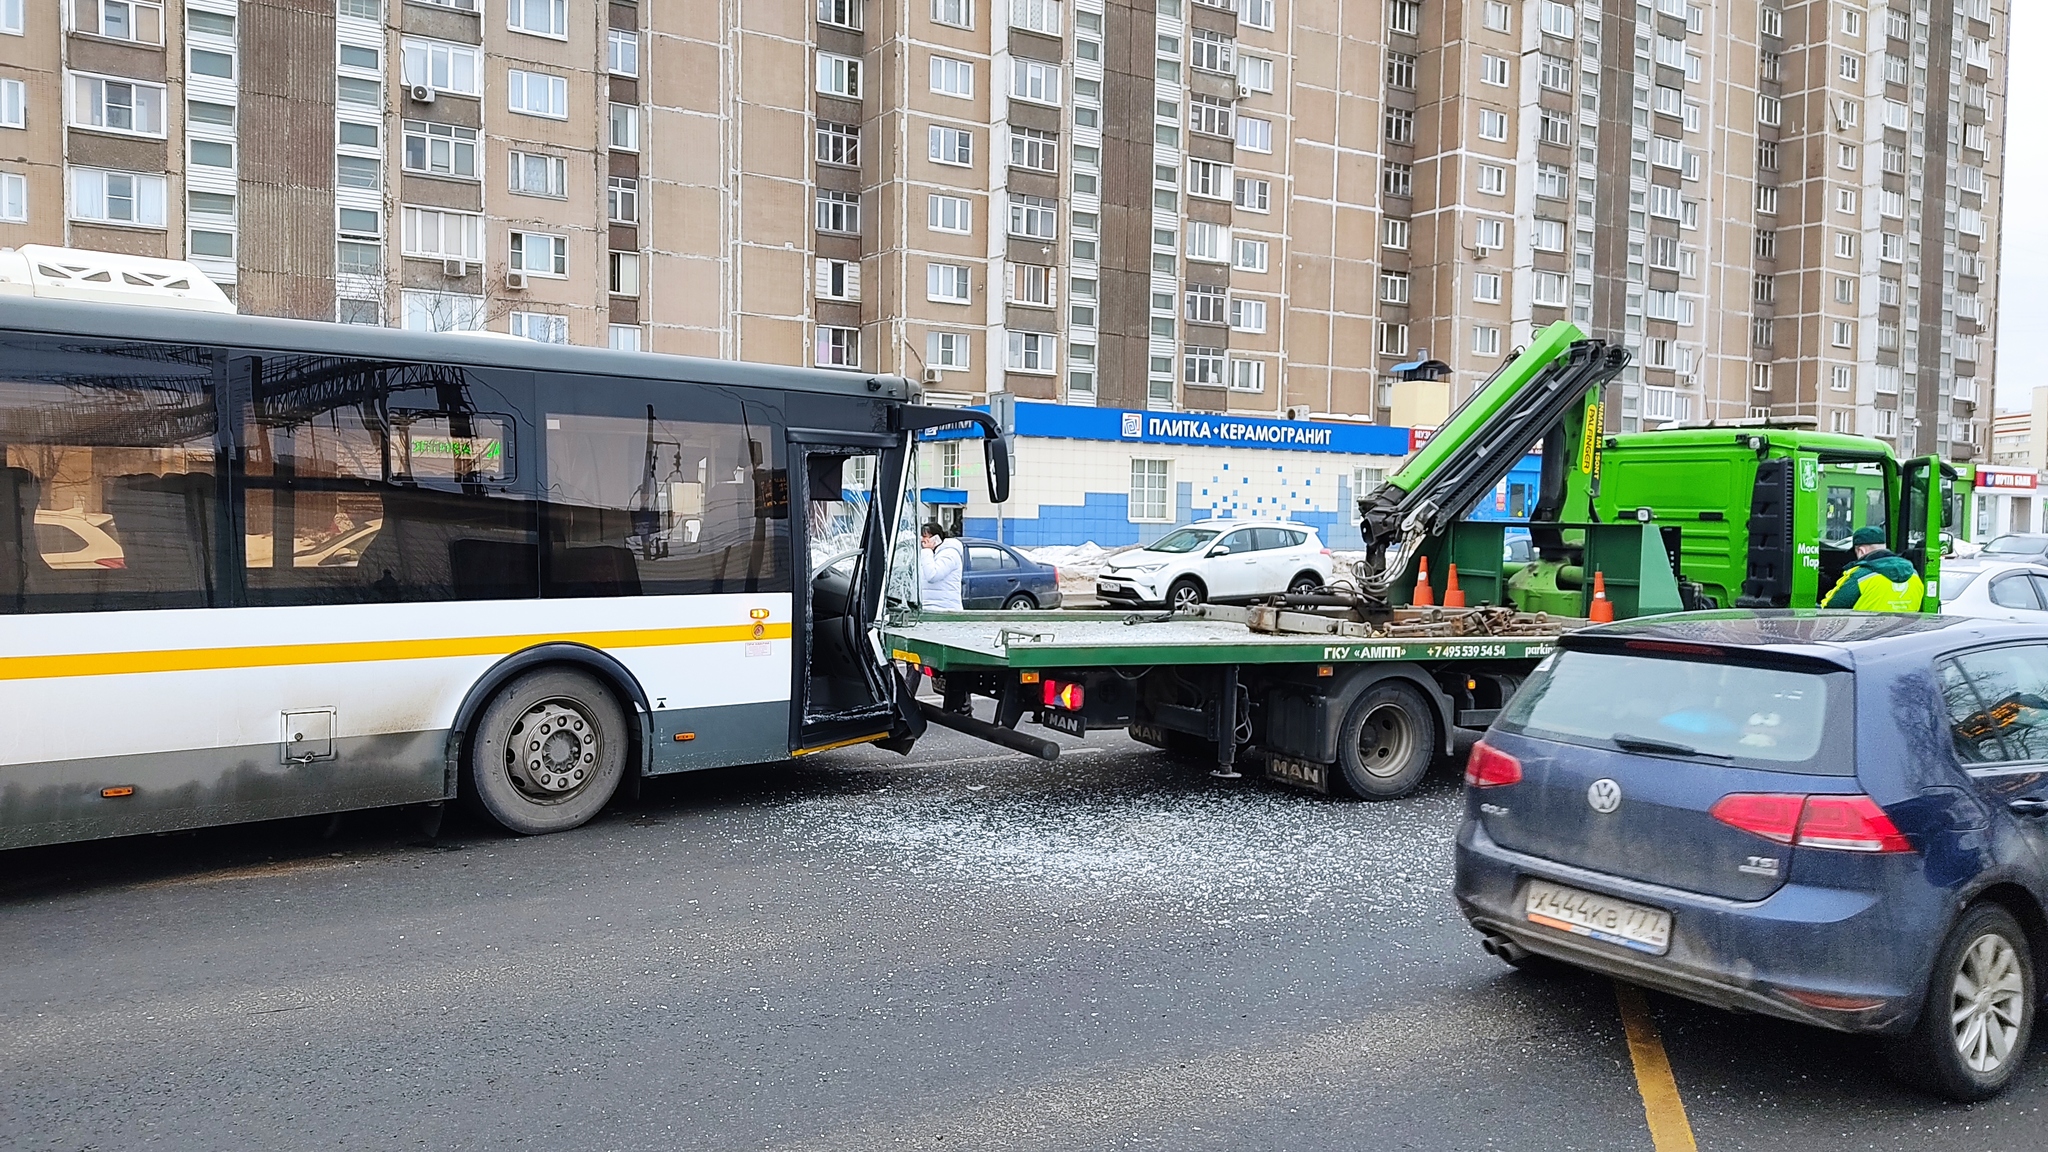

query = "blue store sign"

[{"left": 1012, "top": 402, "right": 1410, "bottom": 455}]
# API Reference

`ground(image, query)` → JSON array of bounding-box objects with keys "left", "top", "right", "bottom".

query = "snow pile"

[{"left": 1021, "top": 542, "right": 1142, "bottom": 591}]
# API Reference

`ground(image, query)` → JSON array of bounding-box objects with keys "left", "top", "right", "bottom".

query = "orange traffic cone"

[
  {"left": 1412, "top": 557, "right": 1435, "bottom": 607},
  {"left": 1588, "top": 570, "right": 1615, "bottom": 622},
  {"left": 1444, "top": 563, "right": 1467, "bottom": 608}
]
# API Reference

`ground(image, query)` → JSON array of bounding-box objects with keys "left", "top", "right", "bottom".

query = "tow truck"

[{"left": 889, "top": 321, "right": 1962, "bottom": 799}]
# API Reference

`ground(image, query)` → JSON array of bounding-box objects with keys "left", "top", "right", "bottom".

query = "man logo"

[{"left": 1587, "top": 778, "right": 1622, "bottom": 814}]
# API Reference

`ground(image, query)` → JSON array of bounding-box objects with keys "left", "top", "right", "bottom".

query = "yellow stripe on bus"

[{"left": 0, "top": 622, "right": 795, "bottom": 682}]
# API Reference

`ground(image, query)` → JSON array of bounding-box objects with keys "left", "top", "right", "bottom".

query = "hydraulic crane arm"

[{"left": 1355, "top": 322, "right": 1631, "bottom": 589}]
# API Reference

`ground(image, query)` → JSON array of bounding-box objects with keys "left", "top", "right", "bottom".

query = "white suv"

[{"left": 1096, "top": 520, "right": 1335, "bottom": 610}]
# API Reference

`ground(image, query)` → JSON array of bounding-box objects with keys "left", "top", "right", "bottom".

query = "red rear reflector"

[
  {"left": 1042, "top": 680, "right": 1083, "bottom": 710},
  {"left": 1712, "top": 792, "right": 1913, "bottom": 853},
  {"left": 1709, "top": 793, "right": 1804, "bottom": 845},
  {"left": 95, "top": 557, "right": 126, "bottom": 569},
  {"left": 1778, "top": 988, "right": 1888, "bottom": 1012},
  {"left": 1795, "top": 794, "right": 1912, "bottom": 853},
  {"left": 1464, "top": 741, "right": 1522, "bottom": 787}
]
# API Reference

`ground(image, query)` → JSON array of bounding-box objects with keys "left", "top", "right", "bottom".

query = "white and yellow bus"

[{"left": 0, "top": 250, "right": 1006, "bottom": 848}]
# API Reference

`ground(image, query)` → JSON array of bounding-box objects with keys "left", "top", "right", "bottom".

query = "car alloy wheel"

[{"left": 1950, "top": 932, "right": 2027, "bottom": 1075}]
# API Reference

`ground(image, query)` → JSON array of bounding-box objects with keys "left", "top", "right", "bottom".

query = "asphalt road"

[{"left": 3, "top": 725, "right": 2045, "bottom": 1150}]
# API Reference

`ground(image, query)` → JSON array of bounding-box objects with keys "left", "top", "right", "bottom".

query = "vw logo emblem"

[{"left": 1587, "top": 779, "right": 1623, "bottom": 814}]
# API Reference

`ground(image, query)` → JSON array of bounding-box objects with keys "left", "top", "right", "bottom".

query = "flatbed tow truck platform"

[{"left": 884, "top": 603, "right": 1578, "bottom": 799}]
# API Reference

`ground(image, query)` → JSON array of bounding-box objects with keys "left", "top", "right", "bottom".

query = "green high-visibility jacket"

[{"left": 1822, "top": 549, "right": 1925, "bottom": 611}]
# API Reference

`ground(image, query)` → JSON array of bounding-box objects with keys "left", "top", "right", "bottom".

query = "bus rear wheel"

[{"left": 466, "top": 668, "right": 628, "bottom": 835}]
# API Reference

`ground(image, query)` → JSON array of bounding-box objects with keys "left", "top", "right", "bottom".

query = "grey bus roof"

[{"left": 0, "top": 295, "right": 914, "bottom": 402}]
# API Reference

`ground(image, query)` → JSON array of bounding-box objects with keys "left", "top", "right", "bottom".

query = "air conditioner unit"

[
  {"left": 1285, "top": 406, "right": 1312, "bottom": 421},
  {"left": 505, "top": 270, "right": 528, "bottom": 290},
  {"left": 921, "top": 366, "right": 945, "bottom": 386},
  {"left": 1236, "top": 82, "right": 1253, "bottom": 100},
  {"left": 408, "top": 83, "right": 436, "bottom": 104},
  {"left": 442, "top": 257, "right": 468, "bottom": 278}
]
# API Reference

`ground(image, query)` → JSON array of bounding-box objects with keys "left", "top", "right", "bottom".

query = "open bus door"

[{"left": 1898, "top": 455, "right": 1948, "bottom": 612}]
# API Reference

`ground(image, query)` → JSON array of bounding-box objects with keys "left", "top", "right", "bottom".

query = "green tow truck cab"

[{"left": 1366, "top": 322, "right": 1959, "bottom": 618}]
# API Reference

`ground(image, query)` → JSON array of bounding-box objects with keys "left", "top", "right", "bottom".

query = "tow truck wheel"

[
  {"left": 465, "top": 668, "right": 628, "bottom": 835},
  {"left": 1332, "top": 681, "right": 1438, "bottom": 800}
]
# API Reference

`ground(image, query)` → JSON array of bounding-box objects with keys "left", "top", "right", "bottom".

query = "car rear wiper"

[{"left": 1610, "top": 732, "right": 1733, "bottom": 760}]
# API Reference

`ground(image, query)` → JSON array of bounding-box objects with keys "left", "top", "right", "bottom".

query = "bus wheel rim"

[{"left": 507, "top": 698, "right": 600, "bottom": 800}]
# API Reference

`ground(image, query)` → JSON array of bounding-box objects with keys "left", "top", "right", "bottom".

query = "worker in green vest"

[{"left": 1823, "top": 525, "right": 1925, "bottom": 611}]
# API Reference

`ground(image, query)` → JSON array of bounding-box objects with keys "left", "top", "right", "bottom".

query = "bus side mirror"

[{"left": 984, "top": 434, "right": 1011, "bottom": 504}]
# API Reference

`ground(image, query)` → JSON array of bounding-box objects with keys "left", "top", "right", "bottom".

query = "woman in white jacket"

[{"left": 919, "top": 522, "right": 965, "bottom": 610}]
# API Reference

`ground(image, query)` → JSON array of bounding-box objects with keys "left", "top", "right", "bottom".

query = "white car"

[
  {"left": 1939, "top": 560, "right": 2048, "bottom": 622},
  {"left": 1096, "top": 520, "right": 1335, "bottom": 611}
]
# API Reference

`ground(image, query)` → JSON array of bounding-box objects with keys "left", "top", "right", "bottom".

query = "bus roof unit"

[{"left": 0, "top": 245, "right": 236, "bottom": 314}]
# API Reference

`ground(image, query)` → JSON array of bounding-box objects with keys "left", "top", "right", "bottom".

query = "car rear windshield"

[
  {"left": 1495, "top": 650, "right": 1855, "bottom": 775},
  {"left": 1148, "top": 528, "right": 1219, "bottom": 554},
  {"left": 1985, "top": 536, "right": 2047, "bottom": 556}
]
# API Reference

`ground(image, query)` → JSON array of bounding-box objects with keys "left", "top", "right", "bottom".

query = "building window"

[
  {"left": 932, "top": 0, "right": 972, "bottom": 28},
  {"left": 1010, "top": 0, "right": 1060, "bottom": 36},
  {"left": 1532, "top": 271, "right": 1567, "bottom": 307},
  {"left": 1129, "top": 459, "right": 1170, "bottom": 522},
  {"left": 1183, "top": 346, "right": 1226, "bottom": 387},
  {"left": 931, "top": 55, "right": 973, "bottom": 97},
  {"left": 1230, "top": 297, "right": 1266, "bottom": 333},
  {"left": 607, "top": 176, "right": 639, "bottom": 224},
  {"left": 929, "top": 125, "right": 974, "bottom": 166},
  {"left": 1236, "top": 116, "right": 1273, "bottom": 153},
  {"left": 817, "top": 326, "right": 861, "bottom": 369},
  {"left": 1189, "top": 95, "right": 1232, "bottom": 138},
  {"left": 1478, "top": 108, "right": 1508, "bottom": 142},
  {"left": 402, "top": 120, "right": 478, "bottom": 179},
  {"left": 1473, "top": 272, "right": 1502, "bottom": 304},
  {"left": 1007, "top": 331, "right": 1056, "bottom": 373},
  {"left": 1377, "top": 322, "right": 1409, "bottom": 356},
  {"left": 1832, "top": 321, "right": 1855, "bottom": 349},
  {"left": 817, "top": 190, "right": 861, "bottom": 234},
  {"left": 507, "top": 150, "right": 566, "bottom": 197},
  {"left": 1190, "top": 28, "right": 1234, "bottom": 74},
  {"left": 1380, "top": 271, "right": 1410, "bottom": 305},
  {"left": 817, "top": 53, "right": 862, "bottom": 98},
  {"left": 508, "top": 0, "right": 566, "bottom": 37},
  {"left": 1387, "top": 52, "right": 1417, "bottom": 90},
  {"left": 1757, "top": 94, "right": 1781, "bottom": 127},
  {"left": 402, "top": 39, "right": 482, "bottom": 96},
  {"left": 187, "top": 228, "right": 234, "bottom": 259},
  {"left": 68, "top": 168, "right": 166, "bottom": 227},
  {"left": 609, "top": 325, "right": 642, "bottom": 352},
  {"left": 609, "top": 104, "right": 639, "bottom": 151},
  {"left": 1185, "top": 283, "right": 1226, "bottom": 324},
  {"left": 76, "top": 0, "right": 163, "bottom": 43},
  {"left": 1483, "top": 1, "right": 1511, "bottom": 32},
  {"left": 1539, "top": 111, "right": 1572, "bottom": 145},
  {"left": 928, "top": 194, "right": 971, "bottom": 233},
  {"left": 1388, "top": 0, "right": 1420, "bottom": 36},
  {"left": 511, "top": 311, "right": 569, "bottom": 344},
  {"left": 1384, "top": 218, "right": 1410, "bottom": 250},
  {"left": 1474, "top": 218, "right": 1505, "bottom": 250},
  {"left": 1834, "top": 276, "right": 1856, "bottom": 304},
  {"left": 190, "top": 46, "right": 234, "bottom": 80},
  {"left": 1755, "top": 230, "right": 1777, "bottom": 259},
  {"left": 1474, "top": 325, "right": 1502, "bottom": 356},
  {"left": 402, "top": 290, "right": 485, "bottom": 333},
  {"left": 1752, "top": 273, "right": 1775, "bottom": 303},
  {"left": 1010, "top": 263, "right": 1055, "bottom": 307},
  {"left": 1651, "top": 136, "right": 1683, "bottom": 170},
  {"left": 1535, "top": 163, "right": 1568, "bottom": 200},
  {"left": 1187, "top": 221, "right": 1227, "bottom": 263},
  {"left": 1239, "top": 54, "right": 1275, "bottom": 93},
  {"left": 1751, "top": 363, "right": 1773, "bottom": 391},
  {"left": 817, "top": 258, "right": 861, "bottom": 301},
  {"left": 68, "top": 74, "right": 165, "bottom": 137},
  {"left": 818, "top": 0, "right": 862, "bottom": 31},
  {"left": 1755, "top": 185, "right": 1778, "bottom": 215},
  {"left": 1835, "top": 232, "right": 1857, "bottom": 260},
  {"left": 1383, "top": 162, "right": 1412, "bottom": 197},
  {"left": 1233, "top": 176, "right": 1270, "bottom": 213},
  {"left": 1011, "top": 127, "right": 1057, "bottom": 172},
  {"left": 190, "top": 139, "right": 233, "bottom": 169},
  {"left": 816, "top": 121, "right": 861, "bottom": 168},
  {"left": 336, "top": 298, "right": 381, "bottom": 325},
  {"left": 927, "top": 262, "right": 971, "bottom": 303},
  {"left": 1759, "top": 5, "right": 1782, "bottom": 37},
  {"left": 1481, "top": 55, "right": 1509, "bottom": 87},
  {"left": 928, "top": 331, "right": 971, "bottom": 370},
  {"left": 1477, "top": 163, "right": 1506, "bottom": 195},
  {"left": 0, "top": 170, "right": 26, "bottom": 222},
  {"left": 336, "top": 154, "right": 380, "bottom": 190},
  {"left": 1008, "top": 193, "right": 1056, "bottom": 239},
  {"left": 1385, "top": 107, "right": 1415, "bottom": 144},
  {"left": 1233, "top": 237, "right": 1268, "bottom": 273},
  {"left": 1185, "top": 159, "right": 1227, "bottom": 200},
  {"left": 507, "top": 69, "right": 568, "bottom": 118},
  {"left": 1012, "top": 59, "right": 1062, "bottom": 105},
  {"left": 1538, "top": 54, "right": 1572, "bottom": 92},
  {"left": 1228, "top": 358, "right": 1266, "bottom": 394},
  {"left": 608, "top": 29, "right": 640, "bottom": 77},
  {"left": 509, "top": 231, "right": 567, "bottom": 277}
]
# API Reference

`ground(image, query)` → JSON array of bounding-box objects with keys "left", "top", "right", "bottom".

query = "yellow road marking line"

[
  {"left": 1616, "top": 981, "right": 1699, "bottom": 1152},
  {"left": 0, "top": 622, "right": 795, "bottom": 682}
]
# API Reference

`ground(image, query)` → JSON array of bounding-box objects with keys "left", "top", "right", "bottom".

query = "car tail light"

[
  {"left": 1043, "top": 680, "right": 1084, "bottom": 710},
  {"left": 1794, "top": 795, "right": 1913, "bottom": 853},
  {"left": 95, "top": 557, "right": 126, "bottom": 569},
  {"left": 1712, "top": 792, "right": 1913, "bottom": 853},
  {"left": 1464, "top": 741, "right": 1522, "bottom": 787},
  {"left": 1320, "top": 548, "right": 1332, "bottom": 557},
  {"left": 1709, "top": 793, "right": 1804, "bottom": 845}
]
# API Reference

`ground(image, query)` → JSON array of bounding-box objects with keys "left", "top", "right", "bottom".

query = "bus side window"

[{"left": 0, "top": 335, "right": 220, "bottom": 614}]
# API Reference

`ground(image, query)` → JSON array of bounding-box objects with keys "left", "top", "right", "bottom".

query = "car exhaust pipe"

[
  {"left": 1481, "top": 932, "right": 1530, "bottom": 965},
  {"left": 917, "top": 700, "right": 1062, "bottom": 761}
]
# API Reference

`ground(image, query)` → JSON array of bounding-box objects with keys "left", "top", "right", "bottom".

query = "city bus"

[{"left": 0, "top": 253, "right": 1006, "bottom": 849}]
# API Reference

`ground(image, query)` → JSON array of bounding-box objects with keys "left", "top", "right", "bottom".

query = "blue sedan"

[
  {"left": 960, "top": 539, "right": 1062, "bottom": 611},
  {"left": 1454, "top": 610, "right": 2048, "bottom": 1100}
]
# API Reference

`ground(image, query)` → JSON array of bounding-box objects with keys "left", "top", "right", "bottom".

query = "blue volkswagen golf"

[{"left": 1454, "top": 611, "right": 2048, "bottom": 1100}]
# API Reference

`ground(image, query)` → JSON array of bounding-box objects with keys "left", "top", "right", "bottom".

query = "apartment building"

[{"left": 0, "top": 0, "right": 2008, "bottom": 477}]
